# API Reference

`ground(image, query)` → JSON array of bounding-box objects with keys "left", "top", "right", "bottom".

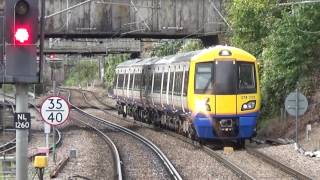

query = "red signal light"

[{"left": 15, "top": 28, "right": 29, "bottom": 44}]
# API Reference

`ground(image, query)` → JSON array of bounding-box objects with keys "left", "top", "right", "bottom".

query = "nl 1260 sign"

[
  {"left": 14, "top": 113, "right": 31, "bottom": 129},
  {"left": 41, "top": 96, "right": 70, "bottom": 126}
]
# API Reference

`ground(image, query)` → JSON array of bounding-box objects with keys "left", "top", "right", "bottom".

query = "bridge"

[
  {"left": 43, "top": 0, "right": 226, "bottom": 45},
  {"left": 43, "top": 38, "right": 141, "bottom": 55}
]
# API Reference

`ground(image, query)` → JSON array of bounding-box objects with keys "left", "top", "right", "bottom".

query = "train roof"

[
  {"left": 116, "top": 45, "right": 256, "bottom": 69},
  {"left": 117, "top": 58, "right": 141, "bottom": 67},
  {"left": 192, "top": 45, "right": 256, "bottom": 62},
  {"left": 117, "top": 50, "right": 200, "bottom": 69}
]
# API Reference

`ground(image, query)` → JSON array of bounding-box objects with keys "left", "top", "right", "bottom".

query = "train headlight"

[
  {"left": 241, "top": 100, "right": 256, "bottom": 111},
  {"left": 195, "top": 99, "right": 211, "bottom": 113},
  {"left": 219, "top": 49, "right": 232, "bottom": 56},
  {"left": 195, "top": 100, "right": 206, "bottom": 112}
]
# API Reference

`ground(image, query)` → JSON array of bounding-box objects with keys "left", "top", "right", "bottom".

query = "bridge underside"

[
  {"left": 44, "top": 32, "right": 218, "bottom": 40},
  {"left": 43, "top": 49, "right": 138, "bottom": 55},
  {"left": 44, "top": 0, "right": 225, "bottom": 46},
  {"left": 42, "top": 38, "right": 141, "bottom": 55}
]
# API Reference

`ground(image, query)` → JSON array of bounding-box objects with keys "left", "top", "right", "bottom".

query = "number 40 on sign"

[{"left": 41, "top": 96, "right": 70, "bottom": 126}]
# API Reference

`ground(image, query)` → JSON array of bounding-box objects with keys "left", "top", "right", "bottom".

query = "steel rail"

[
  {"left": 246, "top": 147, "right": 313, "bottom": 180},
  {"left": 0, "top": 96, "right": 16, "bottom": 154},
  {"left": 85, "top": 90, "right": 116, "bottom": 110},
  {"left": 79, "top": 90, "right": 256, "bottom": 180},
  {"left": 3, "top": 94, "right": 62, "bottom": 158},
  {"left": 0, "top": 140, "right": 16, "bottom": 154},
  {"left": 64, "top": 89, "right": 123, "bottom": 180},
  {"left": 202, "top": 146, "right": 255, "bottom": 180},
  {"left": 67, "top": 88, "right": 315, "bottom": 180},
  {"left": 153, "top": 126, "right": 256, "bottom": 180},
  {"left": 65, "top": 89, "right": 182, "bottom": 180},
  {"left": 72, "top": 117, "right": 122, "bottom": 180}
]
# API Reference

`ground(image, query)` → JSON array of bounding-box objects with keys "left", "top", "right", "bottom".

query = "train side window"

[
  {"left": 138, "top": 74, "right": 142, "bottom": 90},
  {"left": 134, "top": 74, "right": 141, "bottom": 90},
  {"left": 162, "top": 72, "right": 168, "bottom": 94},
  {"left": 118, "top": 74, "right": 124, "bottom": 88},
  {"left": 146, "top": 71, "right": 152, "bottom": 92},
  {"left": 113, "top": 74, "right": 118, "bottom": 88},
  {"left": 123, "top": 74, "right": 128, "bottom": 89},
  {"left": 183, "top": 71, "right": 189, "bottom": 96},
  {"left": 174, "top": 72, "right": 182, "bottom": 96},
  {"left": 132, "top": 74, "right": 135, "bottom": 90},
  {"left": 154, "top": 73, "right": 161, "bottom": 93},
  {"left": 130, "top": 74, "right": 135, "bottom": 90},
  {"left": 169, "top": 72, "right": 174, "bottom": 94}
]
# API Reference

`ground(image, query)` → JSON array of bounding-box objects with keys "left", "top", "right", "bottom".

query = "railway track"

[
  {"left": 76, "top": 88, "right": 314, "bottom": 180},
  {"left": 61, "top": 88, "right": 122, "bottom": 179},
  {"left": 70, "top": 117, "right": 122, "bottom": 180},
  {"left": 63, "top": 88, "right": 182, "bottom": 180},
  {"left": 1, "top": 94, "right": 62, "bottom": 158},
  {"left": 73, "top": 89, "right": 252, "bottom": 179},
  {"left": 0, "top": 139, "right": 16, "bottom": 154},
  {"left": 246, "top": 147, "right": 312, "bottom": 180},
  {"left": 0, "top": 97, "right": 16, "bottom": 155}
]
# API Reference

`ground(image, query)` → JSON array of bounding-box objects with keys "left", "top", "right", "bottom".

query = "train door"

[
  {"left": 214, "top": 60, "right": 237, "bottom": 115},
  {"left": 236, "top": 62, "right": 259, "bottom": 114},
  {"left": 193, "top": 62, "right": 215, "bottom": 114}
]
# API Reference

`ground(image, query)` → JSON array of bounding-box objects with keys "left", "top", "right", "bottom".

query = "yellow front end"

[{"left": 187, "top": 46, "right": 261, "bottom": 140}]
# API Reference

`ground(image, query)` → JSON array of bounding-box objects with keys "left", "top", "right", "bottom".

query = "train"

[{"left": 113, "top": 45, "right": 261, "bottom": 147}]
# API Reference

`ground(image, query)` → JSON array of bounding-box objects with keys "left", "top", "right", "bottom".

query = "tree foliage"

[
  {"left": 65, "top": 60, "right": 98, "bottom": 86},
  {"left": 150, "top": 40, "right": 183, "bottom": 57},
  {"left": 179, "top": 39, "right": 204, "bottom": 53},
  {"left": 150, "top": 39, "right": 204, "bottom": 57},
  {"left": 104, "top": 54, "right": 129, "bottom": 88},
  {"left": 261, "top": 5, "right": 320, "bottom": 114},
  {"left": 228, "top": 0, "right": 276, "bottom": 57},
  {"left": 228, "top": 1, "right": 320, "bottom": 116}
]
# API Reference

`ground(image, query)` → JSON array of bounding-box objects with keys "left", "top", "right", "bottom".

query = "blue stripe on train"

[{"left": 193, "top": 112, "right": 259, "bottom": 140}]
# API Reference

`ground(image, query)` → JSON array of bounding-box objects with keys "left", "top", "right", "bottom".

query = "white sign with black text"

[
  {"left": 41, "top": 96, "right": 70, "bottom": 126},
  {"left": 14, "top": 113, "right": 31, "bottom": 129}
]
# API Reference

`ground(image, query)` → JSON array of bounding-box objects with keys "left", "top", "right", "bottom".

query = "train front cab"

[{"left": 188, "top": 47, "right": 261, "bottom": 144}]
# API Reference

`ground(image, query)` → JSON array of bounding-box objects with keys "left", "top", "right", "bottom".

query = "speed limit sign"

[{"left": 41, "top": 96, "right": 70, "bottom": 126}]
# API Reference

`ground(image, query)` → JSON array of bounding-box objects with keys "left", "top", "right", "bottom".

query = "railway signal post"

[{"left": 4, "top": 0, "right": 41, "bottom": 179}]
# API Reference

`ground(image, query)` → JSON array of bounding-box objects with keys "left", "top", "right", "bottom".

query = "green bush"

[
  {"left": 261, "top": 5, "right": 320, "bottom": 115},
  {"left": 150, "top": 40, "right": 183, "bottom": 57},
  {"left": 104, "top": 54, "right": 129, "bottom": 88},
  {"left": 2, "top": 84, "right": 15, "bottom": 93},
  {"left": 65, "top": 60, "right": 98, "bottom": 86},
  {"left": 228, "top": 1, "right": 320, "bottom": 128},
  {"left": 179, "top": 39, "right": 204, "bottom": 53},
  {"left": 228, "top": 0, "right": 276, "bottom": 58}
]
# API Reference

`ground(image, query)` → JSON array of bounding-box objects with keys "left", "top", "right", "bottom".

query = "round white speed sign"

[{"left": 41, "top": 96, "right": 70, "bottom": 126}]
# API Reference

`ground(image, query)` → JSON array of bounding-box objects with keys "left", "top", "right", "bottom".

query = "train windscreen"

[
  {"left": 238, "top": 62, "right": 256, "bottom": 93},
  {"left": 194, "top": 61, "right": 256, "bottom": 94},
  {"left": 195, "top": 62, "right": 214, "bottom": 94}
]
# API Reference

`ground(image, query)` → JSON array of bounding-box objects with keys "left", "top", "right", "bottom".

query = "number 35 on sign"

[{"left": 41, "top": 96, "right": 70, "bottom": 126}]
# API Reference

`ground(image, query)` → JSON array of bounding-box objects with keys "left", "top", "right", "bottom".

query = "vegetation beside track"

[
  {"left": 65, "top": 60, "right": 98, "bottom": 87},
  {"left": 228, "top": 0, "right": 320, "bottom": 129}
]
